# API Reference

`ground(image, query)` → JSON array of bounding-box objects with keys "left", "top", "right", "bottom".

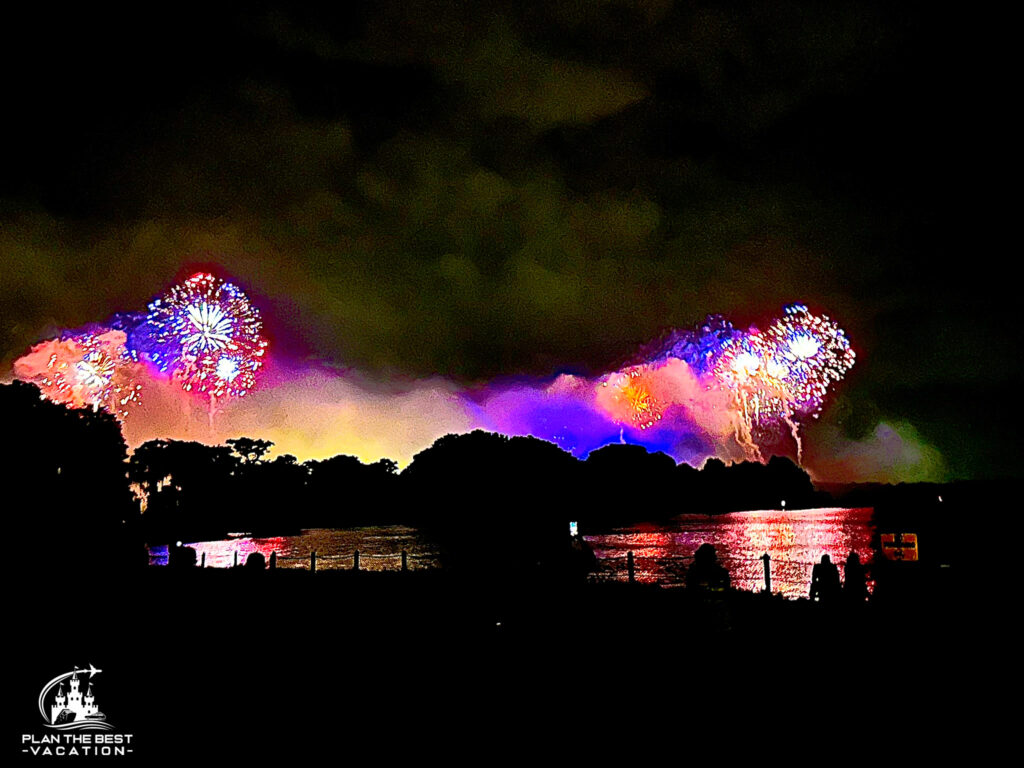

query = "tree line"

[{"left": 2, "top": 380, "right": 823, "bottom": 572}]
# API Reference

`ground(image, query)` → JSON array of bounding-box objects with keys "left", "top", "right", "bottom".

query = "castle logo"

[
  {"left": 38, "top": 664, "right": 115, "bottom": 731},
  {"left": 21, "top": 664, "right": 134, "bottom": 758}
]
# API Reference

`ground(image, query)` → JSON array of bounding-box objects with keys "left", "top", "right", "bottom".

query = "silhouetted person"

[
  {"left": 168, "top": 542, "right": 197, "bottom": 569},
  {"left": 269, "top": 551, "right": 277, "bottom": 570},
  {"left": 809, "top": 554, "right": 841, "bottom": 602},
  {"left": 566, "top": 534, "right": 597, "bottom": 580},
  {"left": 687, "top": 543, "right": 730, "bottom": 592},
  {"left": 843, "top": 552, "right": 868, "bottom": 602},
  {"left": 245, "top": 552, "right": 266, "bottom": 570}
]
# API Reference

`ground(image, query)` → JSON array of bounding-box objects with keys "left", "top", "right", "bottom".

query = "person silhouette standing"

[
  {"left": 809, "top": 554, "right": 841, "bottom": 602},
  {"left": 687, "top": 543, "right": 731, "bottom": 592},
  {"left": 843, "top": 551, "right": 868, "bottom": 602}
]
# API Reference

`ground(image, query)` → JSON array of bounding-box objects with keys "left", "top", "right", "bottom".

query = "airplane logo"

[{"left": 73, "top": 664, "right": 102, "bottom": 679}]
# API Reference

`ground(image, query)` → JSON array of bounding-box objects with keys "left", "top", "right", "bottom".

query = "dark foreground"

[{"left": 10, "top": 563, "right": 982, "bottom": 763}]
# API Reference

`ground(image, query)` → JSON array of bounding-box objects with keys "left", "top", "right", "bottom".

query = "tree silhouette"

[
  {"left": 1, "top": 381, "right": 139, "bottom": 575},
  {"left": 3, "top": 378, "right": 830, "bottom": 581},
  {"left": 226, "top": 437, "right": 273, "bottom": 464},
  {"left": 400, "top": 430, "right": 580, "bottom": 576},
  {"left": 580, "top": 444, "right": 677, "bottom": 525},
  {"left": 129, "top": 439, "right": 238, "bottom": 542},
  {"left": 304, "top": 453, "right": 399, "bottom": 527},
  {"left": 242, "top": 454, "right": 308, "bottom": 535}
]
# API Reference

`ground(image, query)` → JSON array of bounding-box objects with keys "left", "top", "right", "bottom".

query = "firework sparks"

[
  {"left": 13, "top": 329, "right": 143, "bottom": 419},
  {"left": 144, "top": 273, "right": 268, "bottom": 401},
  {"left": 765, "top": 304, "right": 856, "bottom": 416},
  {"left": 12, "top": 276, "right": 851, "bottom": 471},
  {"left": 598, "top": 366, "right": 665, "bottom": 430},
  {"left": 597, "top": 303, "right": 857, "bottom": 462},
  {"left": 183, "top": 302, "right": 233, "bottom": 353}
]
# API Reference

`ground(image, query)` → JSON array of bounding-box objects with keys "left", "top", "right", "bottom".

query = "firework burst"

[
  {"left": 13, "top": 329, "right": 143, "bottom": 419},
  {"left": 144, "top": 273, "right": 268, "bottom": 400},
  {"left": 613, "top": 302, "right": 857, "bottom": 462},
  {"left": 765, "top": 304, "right": 856, "bottom": 416},
  {"left": 711, "top": 332, "right": 792, "bottom": 424},
  {"left": 598, "top": 366, "right": 665, "bottom": 430}
]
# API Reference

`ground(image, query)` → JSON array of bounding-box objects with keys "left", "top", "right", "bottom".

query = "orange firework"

[
  {"left": 597, "top": 366, "right": 664, "bottom": 430},
  {"left": 13, "top": 329, "right": 142, "bottom": 419}
]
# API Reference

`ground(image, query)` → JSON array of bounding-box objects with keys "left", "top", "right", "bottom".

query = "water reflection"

[
  {"left": 586, "top": 508, "right": 875, "bottom": 599},
  {"left": 149, "top": 527, "right": 441, "bottom": 571},
  {"left": 147, "top": 510, "right": 875, "bottom": 599}
]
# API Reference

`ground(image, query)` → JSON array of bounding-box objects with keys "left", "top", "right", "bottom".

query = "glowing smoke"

[{"left": 11, "top": 272, "right": 859, "bottom": 471}]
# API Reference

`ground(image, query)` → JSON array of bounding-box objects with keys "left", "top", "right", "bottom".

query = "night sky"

[{"left": 0, "top": 2, "right": 1015, "bottom": 481}]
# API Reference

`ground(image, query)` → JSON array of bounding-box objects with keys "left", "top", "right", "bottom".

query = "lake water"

[
  {"left": 148, "top": 526, "right": 442, "bottom": 571},
  {"left": 585, "top": 507, "right": 875, "bottom": 598},
  {"left": 148, "top": 507, "right": 875, "bottom": 599}
]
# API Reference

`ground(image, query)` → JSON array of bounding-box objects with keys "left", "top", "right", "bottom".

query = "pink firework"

[
  {"left": 764, "top": 304, "right": 856, "bottom": 416},
  {"left": 145, "top": 273, "right": 268, "bottom": 401},
  {"left": 710, "top": 332, "right": 793, "bottom": 425},
  {"left": 13, "top": 329, "right": 142, "bottom": 419}
]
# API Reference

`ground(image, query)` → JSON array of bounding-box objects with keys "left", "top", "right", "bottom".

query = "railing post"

[
  {"left": 310, "top": 550, "right": 317, "bottom": 573},
  {"left": 353, "top": 550, "right": 360, "bottom": 571},
  {"left": 401, "top": 550, "right": 408, "bottom": 572},
  {"left": 233, "top": 551, "right": 238, "bottom": 568},
  {"left": 761, "top": 553, "right": 771, "bottom": 593},
  {"left": 627, "top": 551, "right": 635, "bottom": 584}
]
